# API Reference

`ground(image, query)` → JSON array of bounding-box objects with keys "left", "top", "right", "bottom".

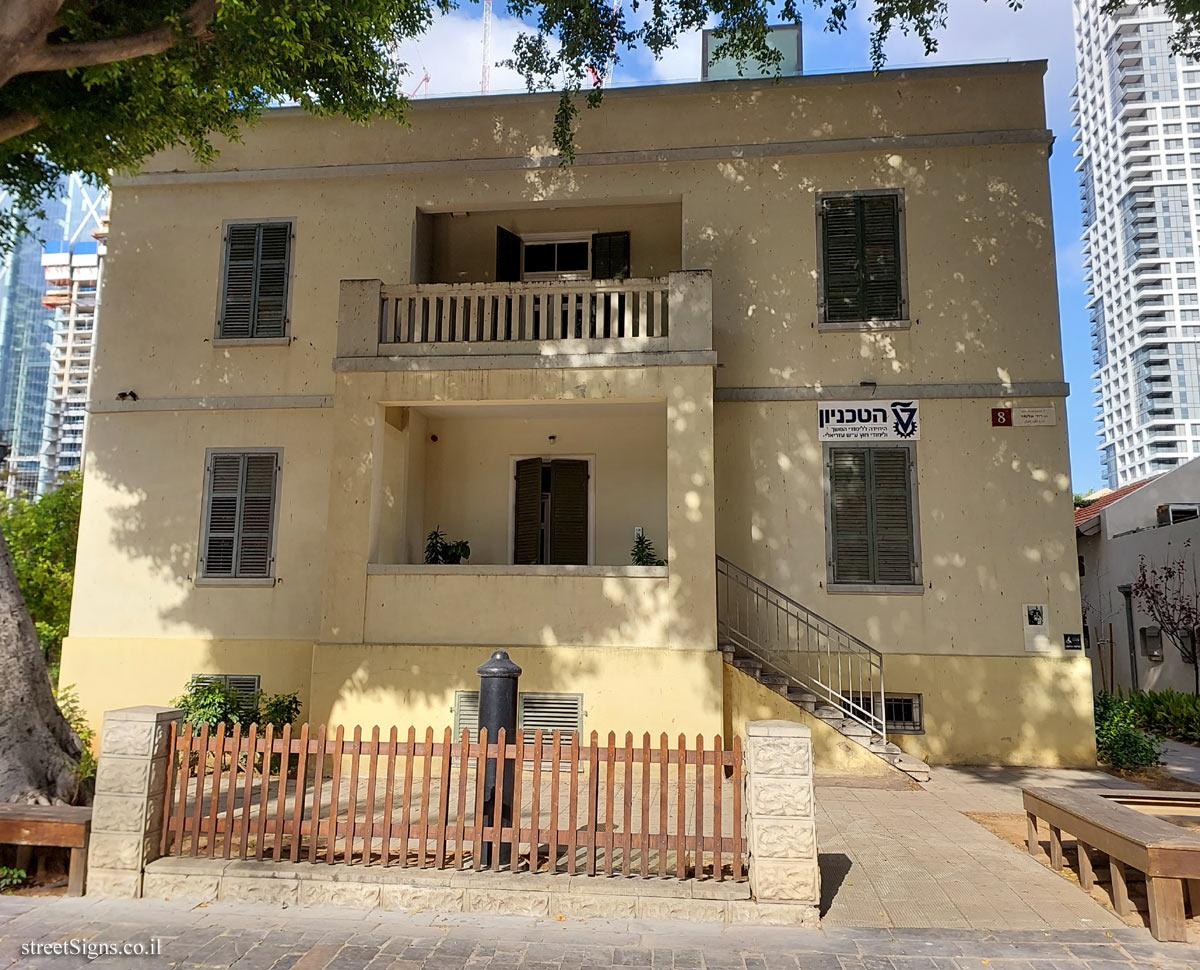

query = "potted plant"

[{"left": 425, "top": 526, "right": 471, "bottom": 564}]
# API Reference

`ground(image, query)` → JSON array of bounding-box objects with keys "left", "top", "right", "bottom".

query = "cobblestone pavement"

[{"left": 1, "top": 896, "right": 1196, "bottom": 970}]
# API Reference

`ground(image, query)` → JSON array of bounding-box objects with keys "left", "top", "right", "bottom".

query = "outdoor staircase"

[{"left": 717, "top": 556, "right": 931, "bottom": 783}]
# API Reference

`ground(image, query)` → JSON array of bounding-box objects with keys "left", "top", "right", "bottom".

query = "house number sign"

[{"left": 818, "top": 400, "right": 920, "bottom": 441}]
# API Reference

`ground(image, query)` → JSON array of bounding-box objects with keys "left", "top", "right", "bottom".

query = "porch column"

[{"left": 745, "top": 719, "right": 820, "bottom": 917}]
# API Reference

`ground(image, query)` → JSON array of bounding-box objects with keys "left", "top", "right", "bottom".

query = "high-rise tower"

[{"left": 1073, "top": 0, "right": 1200, "bottom": 486}]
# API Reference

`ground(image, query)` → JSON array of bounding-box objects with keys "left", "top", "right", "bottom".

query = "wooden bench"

[
  {"left": 1023, "top": 787, "right": 1200, "bottom": 942},
  {"left": 0, "top": 804, "right": 92, "bottom": 897}
]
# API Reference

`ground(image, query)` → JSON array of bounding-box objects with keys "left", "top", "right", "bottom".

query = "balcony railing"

[{"left": 336, "top": 271, "right": 712, "bottom": 363}]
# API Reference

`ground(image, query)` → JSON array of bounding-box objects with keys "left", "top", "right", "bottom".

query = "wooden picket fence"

[{"left": 161, "top": 723, "right": 746, "bottom": 881}]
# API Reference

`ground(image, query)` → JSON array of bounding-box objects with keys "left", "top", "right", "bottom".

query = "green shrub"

[
  {"left": 172, "top": 680, "right": 304, "bottom": 731},
  {"left": 53, "top": 684, "right": 96, "bottom": 801},
  {"left": 1095, "top": 692, "right": 1165, "bottom": 770},
  {"left": 630, "top": 533, "right": 666, "bottom": 566},
  {"left": 0, "top": 867, "right": 26, "bottom": 893},
  {"left": 256, "top": 691, "right": 302, "bottom": 730},
  {"left": 1119, "top": 688, "right": 1200, "bottom": 743},
  {"left": 173, "top": 680, "right": 245, "bottom": 730},
  {"left": 424, "top": 526, "right": 470, "bottom": 564}
]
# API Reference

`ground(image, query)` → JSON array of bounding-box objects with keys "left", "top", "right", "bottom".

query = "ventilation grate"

[{"left": 452, "top": 690, "right": 583, "bottom": 743}]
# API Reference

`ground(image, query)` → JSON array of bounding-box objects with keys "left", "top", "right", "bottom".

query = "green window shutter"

[
  {"left": 513, "top": 457, "right": 542, "bottom": 564},
  {"left": 219, "top": 225, "right": 259, "bottom": 339},
  {"left": 821, "top": 195, "right": 903, "bottom": 323},
  {"left": 591, "top": 231, "right": 631, "bottom": 280},
  {"left": 549, "top": 459, "right": 589, "bottom": 565},
  {"left": 219, "top": 222, "right": 292, "bottom": 339},
  {"left": 202, "top": 453, "right": 243, "bottom": 577},
  {"left": 829, "top": 447, "right": 917, "bottom": 585},
  {"left": 869, "top": 449, "right": 915, "bottom": 584},
  {"left": 236, "top": 454, "right": 279, "bottom": 578},
  {"left": 829, "top": 449, "right": 872, "bottom": 583},
  {"left": 862, "top": 196, "right": 902, "bottom": 320},
  {"left": 821, "top": 198, "right": 864, "bottom": 323},
  {"left": 253, "top": 223, "right": 291, "bottom": 338},
  {"left": 201, "top": 452, "right": 279, "bottom": 579},
  {"left": 496, "top": 226, "right": 522, "bottom": 282}
]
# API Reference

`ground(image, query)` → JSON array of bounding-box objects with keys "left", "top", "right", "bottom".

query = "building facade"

[
  {"left": 0, "top": 175, "right": 107, "bottom": 496},
  {"left": 1073, "top": 0, "right": 1200, "bottom": 487},
  {"left": 1077, "top": 458, "right": 1200, "bottom": 694},
  {"left": 61, "top": 61, "right": 1097, "bottom": 768},
  {"left": 39, "top": 221, "right": 107, "bottom": 493}
]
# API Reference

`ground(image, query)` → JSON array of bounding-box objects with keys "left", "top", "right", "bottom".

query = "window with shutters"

[
  {"left": 198, "top": 449, "right": 282, "bottom": 584},
  {"left": 817, "top": 191, "right": 907, "bottom": 329},
  {"left": 217, "top": 220, "right": 294, "bottom": 340},
  {"left": 511, "top": 457, "right": 592, "bottom": 565},
  {"left": 824, "top": 444, "right": 921, "bottom": 590}
]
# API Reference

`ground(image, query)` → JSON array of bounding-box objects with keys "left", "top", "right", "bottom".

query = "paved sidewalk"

[
  {"left": 1, "top": 895, "right": 1196, "bottom": 970},
  {"left": 1161, "top": 740, "right": 1200, "bottom": 786},
  {"left": 813, "top": 766, "right": 1149, "bottom": 931}
]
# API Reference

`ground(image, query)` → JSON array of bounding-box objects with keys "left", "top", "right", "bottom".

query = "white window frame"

[
  {"left": 195, "top": 447, "right": 283, "bottom": 587},
  {"left": 506, "top": 454, "right": 596, "bottom": 566},
  {"left": 520, "top": 230, "right": 596, "bottom": 282}
]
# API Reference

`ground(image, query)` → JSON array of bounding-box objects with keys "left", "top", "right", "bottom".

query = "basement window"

[
  {"left": 452, "top": 690, "right": 584, "bottom": 742},
  {"left": 883, "top": 693, "right": 923, "bottom": 734},
  {"left": 190, "top": 673, "right": 261, "bottom": 719}
]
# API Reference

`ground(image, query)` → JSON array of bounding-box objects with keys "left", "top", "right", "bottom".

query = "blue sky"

[{"left": 404, "top": 0, "right": 1099, "bottom": 490}]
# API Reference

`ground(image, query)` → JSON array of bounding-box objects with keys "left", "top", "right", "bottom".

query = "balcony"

[{"left": 337, "top": 272, "right": 712, "bottom": 366}]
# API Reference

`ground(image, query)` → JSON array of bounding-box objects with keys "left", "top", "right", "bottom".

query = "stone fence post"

[
  {"left": 87, "top": 706, "right": 182, "bottom": 898},
  {"left": 745, "top": 719, "right": 820, "bottom": 919}
]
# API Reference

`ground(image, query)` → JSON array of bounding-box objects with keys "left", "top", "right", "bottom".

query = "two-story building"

[{"left": 60, "top": 58, "right": 1097, "bottom": 771}]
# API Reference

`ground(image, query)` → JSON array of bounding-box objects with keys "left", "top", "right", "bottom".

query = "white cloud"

[{"left": 395, "top": 10, "right": 547, "bottom": 98}]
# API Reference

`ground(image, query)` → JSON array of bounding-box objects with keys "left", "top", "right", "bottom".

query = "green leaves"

[
  {"left": 0, "top": 474, "right": 81, "bottom": 675},
  {"left": 1094, "top": 691, "right": 1165, "bottom": 771}
]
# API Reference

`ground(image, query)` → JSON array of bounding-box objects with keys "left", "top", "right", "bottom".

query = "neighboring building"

[
  {"left": 0, "top": 207, "right": 58, "bottom": 495},
  {"left": 1073, "top": 0, "right": 1200, "bottom": 488},
  {"left": 0, "top": 175, "right": 107, "bottom": 496},
  {"left": 1077, "top": 458, "right": 1200, "bottom": 693},
  {"left": 61, "top": 59, "right": 1096, "bottom": 770},
  {"left": 39, "top": 217, "right": 108, "bottom": 493}
]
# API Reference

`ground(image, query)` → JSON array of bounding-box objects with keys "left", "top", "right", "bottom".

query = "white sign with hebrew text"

[{"left": 818, "top": 401, "right": 921, "bottom": 441}]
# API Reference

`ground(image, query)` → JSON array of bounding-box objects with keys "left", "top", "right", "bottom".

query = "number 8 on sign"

[{"left": 991, "top": 407, "right": 1012, "bottom": 427}]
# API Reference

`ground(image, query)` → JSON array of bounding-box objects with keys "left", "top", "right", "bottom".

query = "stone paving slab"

[
  {"left": 0, "top": 897, "right": 1196, "bottom": 970},
  {"left": 814, "top": 782, "right": 1126, "bottom": 932}
]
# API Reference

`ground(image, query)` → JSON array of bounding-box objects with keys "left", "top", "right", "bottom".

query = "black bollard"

[{"left": 478, "top": 649, "right": 521, "bottom": 868}]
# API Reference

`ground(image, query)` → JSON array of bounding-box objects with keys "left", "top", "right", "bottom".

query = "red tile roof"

[{"left": 1074, "top": 477, "right": 1157, "bottom": 528}]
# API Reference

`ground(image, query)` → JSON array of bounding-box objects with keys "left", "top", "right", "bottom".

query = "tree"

[
  {"left": 0, "top": 0, "right": 1151, "bottom": 245},
  {"left": 1131, "top": 545, "right": 1200, "bottom": 697},
  {"left": 0, "top": 473, "right": 82, "bottom": 676}
]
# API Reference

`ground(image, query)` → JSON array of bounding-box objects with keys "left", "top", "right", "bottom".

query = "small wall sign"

[
  {"left": 1064, "top": 633, "right": 1082, "bottom": 651},
  {"left": 992, "top": 405, "right": 1057, "bottom": 427},
  {"left": 818, "top": 401, "right": 920, "bottom": 441},
  {"left": 1023, "top": 602, "right": 1051, "bottom": 653}
]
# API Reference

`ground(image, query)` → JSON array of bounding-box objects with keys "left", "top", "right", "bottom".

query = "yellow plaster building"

[{"left": 60, "top": 59, "right": 1096, "bottom": 772}]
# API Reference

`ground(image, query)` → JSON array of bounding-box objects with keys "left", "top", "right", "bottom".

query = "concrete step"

[
  {"left": 757, "top": 672, "right": 790, "bottom": 696},
  {"left": 868, "top": 739, "right": 903, "bottom": 756},
  {"left": 883, "top": 751, "right": 931, "bottom": 783},
  {"left": 731, "top": 657, "right": 762, "bottom": 672},
  {"left": 813, "top": 705, "right": 842, "bottom": 719}
]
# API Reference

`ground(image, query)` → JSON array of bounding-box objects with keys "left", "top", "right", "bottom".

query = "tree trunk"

[{"left": 0, "top": 530, "right": 86, "bottom": 804}]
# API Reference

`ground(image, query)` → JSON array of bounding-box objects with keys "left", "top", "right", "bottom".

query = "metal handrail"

[{"left": 716, "top": 555, "right": 887, "bottom": 740}]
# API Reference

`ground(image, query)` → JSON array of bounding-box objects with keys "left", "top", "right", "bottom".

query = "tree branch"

[
  {"left": 16, "top": 0, "right": 218, "bottom": 75},
  {"left": 0, "top": 111, "right": 40, "bottom": 142}
]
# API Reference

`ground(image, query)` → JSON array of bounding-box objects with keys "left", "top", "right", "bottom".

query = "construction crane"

[
  {"left": 584, "top": 0, "right": 621, "bottom": 87},
  {"left": 481, "top": 0, "right": 492, "bottom": 94},
  {"left": 409, "top": 70, "right": 431, "bottom": 98}
]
